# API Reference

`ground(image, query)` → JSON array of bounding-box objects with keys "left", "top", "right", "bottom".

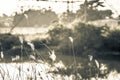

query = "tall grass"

[
  {"left": 0, "top": 26, "right": 120, "bottom": 79},
  {"left": 0, "top": 42, "right": 120, "bottom": 80}
]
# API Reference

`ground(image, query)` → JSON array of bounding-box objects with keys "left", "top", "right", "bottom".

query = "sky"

[{"left": 0, "top": 0, "right": 120, "bottom": 17}]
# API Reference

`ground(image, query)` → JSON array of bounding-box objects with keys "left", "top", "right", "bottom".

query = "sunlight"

[
  {"left": 17, "top": 0, "right": 82, "bottom": 14},
  {"left": 0, "top": 0, "right": 120, "bottom": 16},
  {"left": 0, "top": 0, "right": 18, "bottom": 16}
]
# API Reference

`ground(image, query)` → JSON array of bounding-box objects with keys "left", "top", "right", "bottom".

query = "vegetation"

[
  {"left": 0, "top": 20, "right": 120, "bottom": 80},
  {"left": 13, "top": 9, "right": 58, "bottom": 27},
  {"left": 47, "top": 22, "right": 120, "bottom": 62},
  {"left": 0, "top": 0, "right": 120, "bottom": 79},
  {"left": 1, "top": 22, "right": 120, "bottom": 60},
  {"left": 0, "top": 33, "right": 20, "bottom": 50},
  {"left": 76, "top": 0, "right": 113, "bottom": 21},
  {"left": 48, "top": 24, "right": 73, "bottom": 54},
  {"left": 0, "top": 33, "right": 32, "bottom": 61},
  {"left": 103, "top": 30, "right": 120, "bottom": 52},
  {"left": 73, "top": 23, "right": 104, "bottom": 56}
]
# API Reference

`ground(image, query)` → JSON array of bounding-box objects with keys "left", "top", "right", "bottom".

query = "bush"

[
  {"left": 103, "top": 30, "right": 120, "bottom": 52},
  {"left": 47, "top": 22, "right": 109, "bottom": 56},
  {"left": 48, "top": 25, "right": 72, "bottom": 44},
  {"left": 48, "top": 24, "right": 73, "bottom": 54},
  {"left": 73, "top": 23, "right": 104, "bottom": 56},
  {"left": 31, "top": 39, "right": 49, "bottom": 49},
  {"left": 48, "top": 22, "right": 120, "bottom": 57},
  {"left": 0, "top": 33, "right": 20, "bottom": 50},
  {"left": 0, "top": 33, "right": 32, "bottom": 61}
]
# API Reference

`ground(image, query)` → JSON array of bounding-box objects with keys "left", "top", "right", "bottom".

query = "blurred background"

[{"left": 0, "top": 0, "right": 120, "bottom": 79}]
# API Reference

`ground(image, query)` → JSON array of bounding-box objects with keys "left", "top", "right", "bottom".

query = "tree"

[
  {"left": 76, "top": 0, "right": 113, "bottom": 21},
  {"left": 12, "top": 9, "right": 58, "bottom": 27}
]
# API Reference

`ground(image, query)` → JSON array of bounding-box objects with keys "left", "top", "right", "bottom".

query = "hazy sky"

[{"left": 0, "top": 0, "right": 120, "bottom": 17}]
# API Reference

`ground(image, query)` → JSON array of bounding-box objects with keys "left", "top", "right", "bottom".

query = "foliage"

[
  {"left": 102, "top": 29, "right": 120, "bottom": 52},
  {"left": 13, "top": 9, "right": 58, "bottom": 27},
  {"left": 31, "top": 39, "right": 49, "bottom": 49},
  {"left": 50, "top": 55, "right": 110, "bottom": 80},
  {"left": 1, "top": 22, "right": 120, "bottom": 61},
  {"left": 83, "top": 0, "right": 105, "bottom": 9},
  {"left": 0, "top": 25, "right": 120, "bottom": 79},
  {"left": 72, "top": 22, "right": 120, "bottom": 57},
  {"left": 48, "top": 22, "right": 120, "bottom": 56},
  {"left": 60, "top": 12, "right": 76, "bottom": 24},
  {"left": 0, "top": 34, "right": 32, "bottom": 60},
  {"left": 76, "top": 0, "right": 113, "bottom": 21},
  {"left": 77, "top": 9, "right": 112, "bottom": 21},
  {"left": 48, "top": 24, "right": 73, "bottom": 54},
  {"left": 0, "top": 33, "right": 20, "bottom": 50},
  {"left": 73, "top": 22, "right": 104, "bottom": 56}
]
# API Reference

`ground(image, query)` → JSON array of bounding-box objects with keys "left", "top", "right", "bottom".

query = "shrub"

[
  {"left": 103, "top": 30, "right": 120, "bottom": 52},
  {"left": 48, "top": 25, "right": 72, "bottom": 44},
  {"left": 48, "top": 22, "right": 108, "bottom": 56},
  {"left": 48, "top": 22, "right": 120, "bottom": 57},
  {"left": 73, "top": 22, "right": 104, "bottom": 56},
  {"left": 0, "top": 33, "right": 20, "bottom": 50},
  {"left": 0, "top": 33, "right": 32, "bottom": 61},
  {"left": 48, "top": 24, "right": 73, "bottom": 54},
  {"left": 31, "top": 39, "right": 49, "bottom": 49}
]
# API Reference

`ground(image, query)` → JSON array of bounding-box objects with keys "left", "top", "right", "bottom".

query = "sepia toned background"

[{"left": 0, "top": 0, "right": 120, "bottom": 80}]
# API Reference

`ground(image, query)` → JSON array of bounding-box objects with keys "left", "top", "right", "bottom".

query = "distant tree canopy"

[
  {"left": 60, "top": 12, "right": 76, "bottom": 24},
  {"left": 13, "top": 9, "right": 58, "bottom": 27},
  {"left": 76, "top": 0, "right": 113, "bottom": 21}
]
